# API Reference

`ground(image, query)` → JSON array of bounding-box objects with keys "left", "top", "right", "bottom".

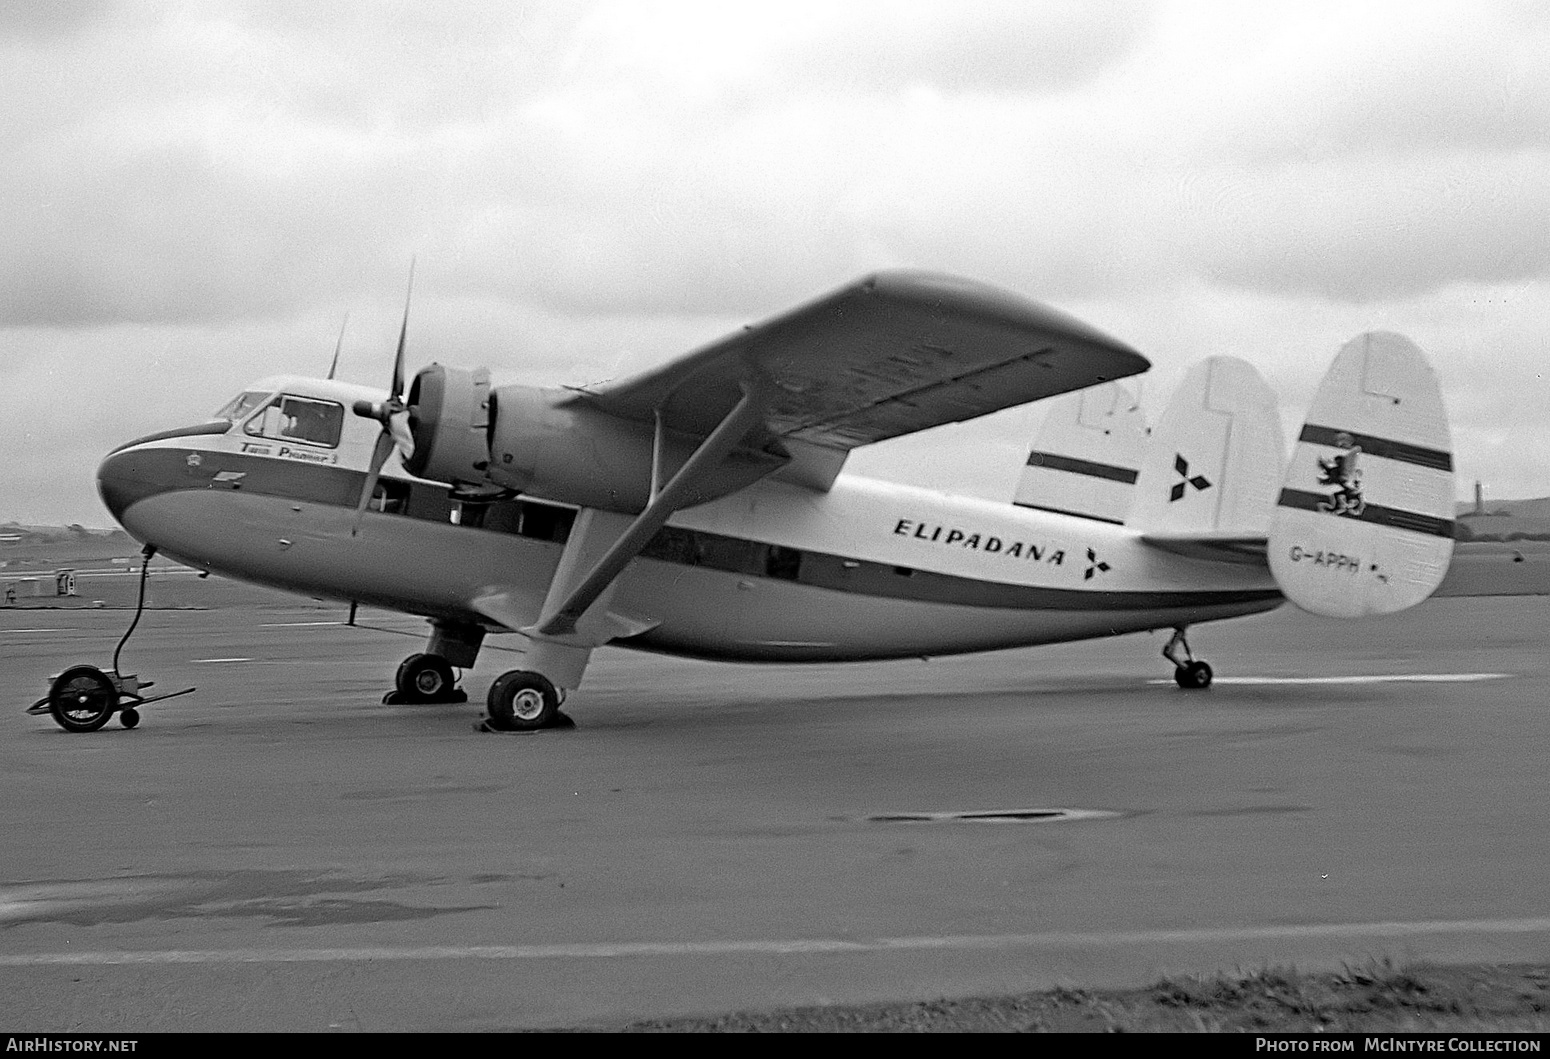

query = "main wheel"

[
  {"left": 1174, "top": 660, "right": 1214, "bottom": 690},
  {"left": 486, "top": 670, "right": 560, "bottom": 731},
  {"left": 395, "top": 653, "right": 456, "bottom": 703},
  {"left": 48, "top": 665, "right": 118, "bottom": 733}
]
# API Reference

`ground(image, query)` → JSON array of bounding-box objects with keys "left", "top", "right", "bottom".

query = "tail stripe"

[
  {"left": 1276, "top": 488, "right": 1455, "bottom": 538},
  {"left": 1298, "top": 424, "right": 1452, "bottom": 472},
  {"left": 1024, "top": 451, "right": 1139, "bottom": 483}
]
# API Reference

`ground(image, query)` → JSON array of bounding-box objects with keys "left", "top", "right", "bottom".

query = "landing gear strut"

[
  {"left": 382, "top": 618, "right": 482, "bottom": 704},
  {"left": 1163, "top": 626, "right": 1213, "bottom": 690}
]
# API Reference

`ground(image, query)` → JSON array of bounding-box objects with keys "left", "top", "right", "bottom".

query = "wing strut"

[
  {"left": 650, "top": 409, "right": 666, "bottom": 501},
  {"left": 534, "top": 384, "right": 766, "bottom": 639}
]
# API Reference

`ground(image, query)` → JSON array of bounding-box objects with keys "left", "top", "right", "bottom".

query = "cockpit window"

[
  {"left": 243, "top": 394, "right": 345, "bottom": 448},
  {"left": 215, "top": 390, "right": 271, "bottom": 422}
]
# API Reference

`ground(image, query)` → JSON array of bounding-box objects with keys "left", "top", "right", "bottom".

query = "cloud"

[
  {"left": 1180, "top": 150, "right": 1550, "bottom": 301},
  {"left": 3, "top": 0, "right": 1550, "bottom": 525},
  {"left": 563, "top": 1, "right": 1144, "bottom": 103},
  {"left": 0, "top": 0, "right": 110, "bottom": 42},
  {"left": 1197, "top": 1, "right": 1550, "bottom": 160}
]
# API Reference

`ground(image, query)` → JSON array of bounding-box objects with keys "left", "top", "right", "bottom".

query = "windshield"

[
  {"left": 214, "top": 390, "right": 272, "bottom": 423},
  {"left": 243, "top": 394, "right": 345, "bottom": 448}
]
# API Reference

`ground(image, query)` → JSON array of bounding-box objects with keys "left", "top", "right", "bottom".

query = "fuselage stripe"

[{"left": 1298, "top": 424, "right": 1453, "bottom": 472}]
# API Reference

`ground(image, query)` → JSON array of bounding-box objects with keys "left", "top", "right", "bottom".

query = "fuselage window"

[
  {"left": 244, "top": 395, "right": 344, "bottom": 448},
  {"left": 695, "top": 535, "right": 765, "bottom": 575},
  {"left": 215, "top": 390, "right": 271, "bottom": 422},
  {"left": 641, "top": 527, "right": 806, "bottom": 580},
  {"left": 516, "top": 503, "right": 576, "bottom": 542},
  {"left": 642, "top": 525, "right": 699, "bottom": 565},
  {"left": 765, "top": 545, "right": 803, "bottom": 581}
]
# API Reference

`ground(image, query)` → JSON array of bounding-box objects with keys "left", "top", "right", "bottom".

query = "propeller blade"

[
  {"left": 351, "top": 261, "right": 417, "bottom": 537},
  {"left": 387, "top": 410, "right": 414, "bottom": 458},
  {"left": 351, "top": 430, "right": 397, "bottom": 537},
  {"left": 391, "top": 259, "right": 415, "bottom": 402},
  {"left": 327, "top": 312, "right": 349, "bottom": 381}
]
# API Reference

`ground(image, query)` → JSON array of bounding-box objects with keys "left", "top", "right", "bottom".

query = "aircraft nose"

[
  {"left": 96, "top": 422, "right": 229, "bottom": 532},
  {"left": 96, "top": 447, "right": 164, "bottom": 531}
]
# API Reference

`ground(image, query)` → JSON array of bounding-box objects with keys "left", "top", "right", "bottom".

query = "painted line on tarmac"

[
  {"left": 259, "top": 622, "right": 345, "bottom": 628},
  {"left": 5, "top": 629, "right": 71, "bottom": 634},
  {"left": 68, "top": 568, "right": 202, "bottom": 578},
  {"left": 1147, "top": 673, "right": 1510, "bottom": 686},
  {"left": 5, "top": 916, "right": 1550, "bottom": 967},
  {"left": 190, "top": 657, "right": 253, "bottom": 664}
]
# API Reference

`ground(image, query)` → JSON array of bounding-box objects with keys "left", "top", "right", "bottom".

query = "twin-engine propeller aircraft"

[{"left": 79, "top": 270, "right": 1455, "bottom": 733}]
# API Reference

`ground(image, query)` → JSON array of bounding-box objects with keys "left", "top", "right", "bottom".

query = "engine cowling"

[
  {"left": 404, "top": 364, "right": 783, "bottom": 513},
  {"left": 402, "top": 364, "right": 495, "bottom": 490}
]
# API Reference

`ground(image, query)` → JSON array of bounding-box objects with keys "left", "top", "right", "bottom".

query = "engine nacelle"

[
  {"left": 405, "top": 364, "right": 783, "bottom": 513},
  {"left": 402, "top": 365, "right": 496, "bottom": 490}
]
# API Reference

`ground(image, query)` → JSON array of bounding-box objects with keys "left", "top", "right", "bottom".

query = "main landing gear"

[
  {"left": 1162, "top": 626, "right": 1213, "bottom": 690},
  {"left": 485, "top": 670, "right": 563, "bottom": 731},
  {"left": 385, "top": 653, "right": 468, "bottom": 705},
  {"left": 383, "top": 618, "right": 484, "bottom": 704},
  {"left": 378, "top": 620, "right": 568, "bottom": 729}
]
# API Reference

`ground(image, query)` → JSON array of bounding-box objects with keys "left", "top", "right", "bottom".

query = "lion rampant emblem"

[{"left": 1316, "top": 433, "right": 1366, "bottom": 517}]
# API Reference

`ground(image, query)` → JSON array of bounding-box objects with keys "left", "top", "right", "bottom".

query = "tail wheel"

[
  {"left": 48, "top": 665, "right": 118, "bottom": 733},
  {"left": 1174, "top": 660, "right": 1213, "bottom": 690},
  {"left": 396, "top": 653, "right": 455, "bottom": 703},
  {"left": 486, "top": 671, "right": 559, "bottom": 731}
]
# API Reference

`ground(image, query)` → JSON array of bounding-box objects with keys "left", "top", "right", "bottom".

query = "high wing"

[
  {"left": 388, "top": 271, "right": 1152, "bottom": 692},
  {"left": 569, "top": 270, "right": 1150, "bottom": 487}
]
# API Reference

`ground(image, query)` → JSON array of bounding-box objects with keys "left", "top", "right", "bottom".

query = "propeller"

[
  {"left": 326, "top": 312, "right": 349, "bottom": 381},
  {"left": 349, "top": 262, "right": 417, "bottom": 536}
]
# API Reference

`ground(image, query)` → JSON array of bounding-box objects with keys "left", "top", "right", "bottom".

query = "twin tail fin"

[
  {"left": 1127, "top": 336, "right": 1455, "bottom": 618},
  {"left": 1130, "top": 356, "right": 1285, "bottom": 539},
  {"left": 1267, "top": 332, "right": 1455, "bottom": 617},
  {"left": 1013, "top": 381, "right": 1147, "bottom": 525}
]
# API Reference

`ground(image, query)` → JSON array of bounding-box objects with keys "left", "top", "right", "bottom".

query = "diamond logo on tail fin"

[{"left": 1169, "top": 454, "right": 1212, "bottom": 502}]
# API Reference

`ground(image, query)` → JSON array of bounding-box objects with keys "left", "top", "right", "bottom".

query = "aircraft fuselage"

[{"left": 97, "top": 376, "right": 1283, "bottom": 664}]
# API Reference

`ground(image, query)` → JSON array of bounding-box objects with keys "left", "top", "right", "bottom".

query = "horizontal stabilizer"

[
  {"left": 1267, "top": 333, "right": 1454, "bottom": 618},
  {"left": 1139, "top": 532, "right": 1268, "bottom": 565},
  {"left": 1013, "top": 381, "right": 1147, "bottom": 525},
  {"left": 1131, "top": 357, "right": 1284, "bottom": 537}
]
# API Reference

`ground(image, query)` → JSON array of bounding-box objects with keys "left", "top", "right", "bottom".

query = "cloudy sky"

[{"left": 3, "top": 0, "right": 1547, "bottom": 526}]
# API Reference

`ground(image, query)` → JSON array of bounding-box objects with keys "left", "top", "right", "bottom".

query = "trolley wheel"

[
  {"left": 48, "top": 665, "right": 118, "bottom": 733},
  {"left": 119, "top": 707, "right": 141, "bottom": 729}
]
